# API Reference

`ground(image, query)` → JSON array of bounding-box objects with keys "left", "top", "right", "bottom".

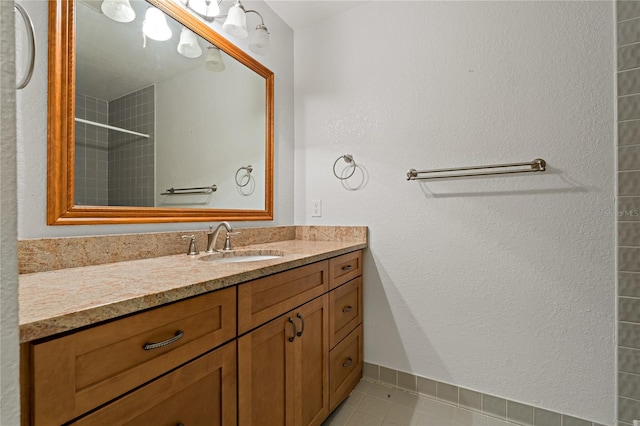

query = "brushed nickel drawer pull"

[
  {"left": 143, "top": 330, "right": 184, "bottom": 350},
  {"left": 342, "top": 305, "right": 353, "bottom": 313},
  {"left": 342, "top": 357, "right": 353, "bottom": 368},
  {"left": 288, "top": 317, "right": 297, "bottom": 342},
  {"left": 296, "top": 313, "right": 305, "bottom": 337},
  {"left": 341, "top": 264, "right": 353, "bottom": 271}
]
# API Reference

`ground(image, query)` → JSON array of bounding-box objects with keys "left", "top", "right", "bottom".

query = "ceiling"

[{"left": 263, "top": 0, "right": 369, "bottom": 30}]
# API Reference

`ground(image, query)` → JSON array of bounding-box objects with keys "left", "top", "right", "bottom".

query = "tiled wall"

[
  {"left": 363, "top": 363, "right": 604, "bottom": 426},
  {"left": 618, "top": 2, "right": 640, "bottom": 425},
  {"left": 107, "top": 85, "right": 155, "bottom": 207},
  {"left": 75, "top": 93, "right": 109, "bottom": 205}
]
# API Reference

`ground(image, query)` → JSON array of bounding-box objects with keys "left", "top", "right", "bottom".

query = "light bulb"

[
  {"left": 177, "top": 28, "right": 203, "bottom": 58},
  {"left": 248, "top": 24, "right": 269, "bottom": 55},
  {"left": 222, "top": 2, "right": 248, "bottom": 38},
  {"left": 142, "top": 7, "right": 172, "bottom": 41},
  {"left": 101, "top": 0, "right": 135, "bottom": 23}
]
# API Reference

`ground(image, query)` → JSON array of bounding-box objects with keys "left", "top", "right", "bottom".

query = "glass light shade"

[
  {"left": 205, "top": 47, "right": 225, "bottom": 72},
  {"left": 188, "top": 0, "right": 220, "bottom": 18},
  {"left": 101, "top": 0, "right": 135, "bottom": 23},
  {"left": 222, "top": 3, "right": 248, "bottom": 38},
  {"left": 177, "top": 28, "right": 203, "bottom": 58},
  {"left": 248, "top": 25, "right": 269, "bottom": 55},
  {"left": 142, "top": 7, "right": 172, "bottom": 41}
]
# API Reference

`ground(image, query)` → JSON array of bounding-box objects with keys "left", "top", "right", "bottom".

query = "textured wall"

[
  {"left": 617, "top": 1, "right": 640, "bottom": 423},
  {"left": 16, "top": 0, "right": 294, "bottom": 238},
  {"left": 294, "top": 1, "right": 615, "bottom": 422},
  {"left": 2, "top": 0, "right": 20, "bottom": 423}
]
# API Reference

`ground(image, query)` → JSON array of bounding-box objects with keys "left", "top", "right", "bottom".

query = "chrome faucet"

[{"left": 206, "top": 222, "right": 239, "bottom": 253}]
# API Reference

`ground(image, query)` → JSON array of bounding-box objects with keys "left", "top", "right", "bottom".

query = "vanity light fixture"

[
  {"left": 142, "top": 6, "right": 172, "bottom": 41},
  {"left": 205, "top": 46, "right": 225, "bottom": 71},
  {"left": 182, "top": 0, "right": 271, "bottom": 55},
  {"left": 101, "top": 0, "right": 136, "bottom": 23},
  {"left": 177, "top": 27, "right": 203, "bottom": 58}
]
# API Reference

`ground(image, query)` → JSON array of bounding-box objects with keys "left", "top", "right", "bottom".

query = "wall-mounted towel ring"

[
  {"left": 333, "top": 154, "right": 356, "bottom": 180},
  {"left": 235, "top": 165, "right": 253, "bottom": 188},
  {"left": 15, "top": 3, "right": 35, "bottom": 90}
]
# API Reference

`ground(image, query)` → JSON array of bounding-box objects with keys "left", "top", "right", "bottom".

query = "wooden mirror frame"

[{"left": 47, "top": 0, "right": 274, "bottom": 225}]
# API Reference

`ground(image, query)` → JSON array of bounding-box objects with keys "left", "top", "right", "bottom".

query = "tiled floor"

[{"left": 323, "top": 380, "right": 520, "bottom": 426}]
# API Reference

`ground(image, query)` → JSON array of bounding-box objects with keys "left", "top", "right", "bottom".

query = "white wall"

[
  {"left": 2, "top": 0, "right": 20, "bottom": 423},
  {"left": 16, "top": 0, "right": 294, "bottom": 239},
  {"left": 294, "top": 1, "right": 615, "bottom": 423},
  {"left": 155, "top": 61, "right": 265, "bottom": 210}
]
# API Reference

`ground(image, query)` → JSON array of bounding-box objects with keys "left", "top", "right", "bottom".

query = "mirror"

[{"left": 47, "top": 0, "right": 274, "bottom": 225}]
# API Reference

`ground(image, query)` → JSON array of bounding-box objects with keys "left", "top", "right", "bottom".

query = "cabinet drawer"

[
  {"left": 238, "top": 261, "right": 329, "bottom": 335},
  {"left": 71, "top": 342, "right": 237, "bottom": 425},
  {"left": 329, "top": 325, "right": 363, "bottom": 411},
  {"left": 329, "top": 251, "right": 362, "bottom": 290},
  {"left": 29, "top": 288, "right": 236, "bottom": 425},
  {"left": 329, "top": 276, "right": 362, "bottom": 349}
]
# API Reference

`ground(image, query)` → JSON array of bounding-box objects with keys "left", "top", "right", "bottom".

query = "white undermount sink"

[{"left": 198, "top": 249, "right": 285, "bottom": 263}]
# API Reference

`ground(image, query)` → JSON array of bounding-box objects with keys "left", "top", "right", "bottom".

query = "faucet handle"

[
  {"left": 223, "top": 231, "right": 241, "bottom": 251},
  {"left": 181, "top": 235, "right": 199, "bottom": 255}
]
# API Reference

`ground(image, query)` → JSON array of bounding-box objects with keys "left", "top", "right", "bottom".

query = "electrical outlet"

[{"left": 312, "top": 200, "right": 322, "bottom": 217}]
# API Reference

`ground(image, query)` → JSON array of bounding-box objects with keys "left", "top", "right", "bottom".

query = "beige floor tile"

[
  {"left": 347, "top": 410, "right": 384, "bottom": 426},
  {"left": 385, "top": 402, "right": 423, "bottom": 425},
  {"left": 411, "top": 411, "right": 454, "bottom": 426},
  {"left": 486, "top": 417, "right": 517, "bottom": 426},
  {"left": 357, "top": 394, "right": 393, "bottom": 419},
  {"left": 324, "top": 401, "right": 356, "bottom": 426},
  {"left": 355, "top": 380, "right": 374, "bottom": 393},
  {"left": 417, "top": 397, "right": 455, "bottom": 422},
  {"left": 452, "top": 408, "right": 488, "bottom": 426}
]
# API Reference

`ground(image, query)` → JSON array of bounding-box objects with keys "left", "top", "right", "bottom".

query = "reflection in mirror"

[{"left": 75, "top": 0, "right": 266, "bottom": 210}]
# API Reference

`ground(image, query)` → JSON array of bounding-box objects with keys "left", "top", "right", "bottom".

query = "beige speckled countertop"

[{"left": 19, "top": 239, "right": 366, "bottom": 343}]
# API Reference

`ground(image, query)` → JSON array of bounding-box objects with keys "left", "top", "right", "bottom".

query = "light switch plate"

[{"left": 312, "top": 200, "right": 322, "bottom": 217}]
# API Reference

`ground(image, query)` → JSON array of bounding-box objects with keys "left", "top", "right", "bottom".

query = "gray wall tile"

[
  {"left": 459, "top": 388, "right": 481, "bottom": 411},
  {"left": 620, "top": 145, "right": 640, "bottom": 171},
  {"left": 620, "top": 321, "right": 640, "bottom": 349},
  {"left": 620, "top": 297, "right": 640, "bottom": 323},
  {"left": 533, "top": 408, "right": 561, "bottom": 426},
  {"left": 620, "top": 1, "right": 640, "bottom": 22},
  {"left": 397, "top": 371, "right": 416, "bottom": 392},
  {"left": 436, "top": 382, "right": 458, "bottom": 404},
  {"left": 417, "top": 376, "right": 436, "bottom": 398},
  {"left": 507, "top": 401, "right": 534, "bottom": 426},
  {"left": 620, "top": 347, "right": 640, "bottom": 374},
  {"left": 620, "top": 371, "right": 640, "bottom": 399},
  {"left": 620, "top": 69, "right": 640, "bottom": 96},
  {"left": 380, "top": 366, "right": 396, "bottom": 386},
  {"left": 563, "top": 415, "right": 592, "bottom": 426},
  {"left": 619, "top": 44, "right": 640, "bottom": 71},
  {"left": 483, "top": 394, "right": 507, "bottom": 419},
  {"left": 363, "top": 362, "right": 378, "bottom": 381},
  {"left": 619, "top": 17, "right": 640, "bottom": 45},
  {"left": 619, "top": 222, "right": 640, "bottom": 246},
  {"left": 619, "top": 396, "right": 640, "bottom": 422},
  {"left": 619, "top": 171, "right": 640, "bottom": 196},
  {"left": 618, "top": 197, "right": 640, "bottom": 221},
  {"left": 620, "top": 247, "right": 640, "bottom": 271},
  {"left": 620, "top": 94, "right": 640, "bottom": 121},
  {"left": 619, "top": 120, "right": 640, "bottom": 146},
  {"left": 620, "top": 272, "right": 640, "bottom": 297}
]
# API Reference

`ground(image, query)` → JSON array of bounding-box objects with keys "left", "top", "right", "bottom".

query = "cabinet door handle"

[
  {"left": 342, "top": 305, "right": 353, "bottom": 313},
  {"left": 341, "top": 264, "right": 353, "bottom": 271},
  {"left": 296, "top": 313, "right": 305, "bottom": 337},
  {"left": 288, "top": 317, "right": 296, "bottom": 342},
  {"left": 143, "top": 330, "right": 184, "bottom": 351},
  {"left": 342, "top": 357, "right": 353, "bottom": 368}
]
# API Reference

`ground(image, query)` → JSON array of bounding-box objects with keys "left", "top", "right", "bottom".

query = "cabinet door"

[
  {"left": 70, "top": 342, "right": 236, "bottom": 426},
  {"left": 294, "top": 296, "right": 329, "bottom": 426},
  {"left": 238, "top": 313, "right": 296, "bottom": 426}
]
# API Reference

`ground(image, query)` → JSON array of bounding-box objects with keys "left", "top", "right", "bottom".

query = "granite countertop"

[{"left": 19, "top": 239, "right": 366, "bottom": 343}]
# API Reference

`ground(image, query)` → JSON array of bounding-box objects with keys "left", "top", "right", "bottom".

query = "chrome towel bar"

[
  {"left": 161, "top": 185, "right": 217, "bottom": 195},
  {"left": 406, "top": 158, "right": 546, "bottom": 181}
]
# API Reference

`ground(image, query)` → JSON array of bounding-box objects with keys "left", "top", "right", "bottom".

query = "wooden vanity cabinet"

[{"left": 238, "top": 296, "right": 329, "bottom": 426}]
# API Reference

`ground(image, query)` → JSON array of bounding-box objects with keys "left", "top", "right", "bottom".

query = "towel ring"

[
  {"left": 333, "top": 154, "right": 356, "bottom": 180},
  {"left": 235, "top": 165, "right": 253, "bottom": 188},
  {"left": 15, "top": 3, "right": 35, "bottom": 90}
]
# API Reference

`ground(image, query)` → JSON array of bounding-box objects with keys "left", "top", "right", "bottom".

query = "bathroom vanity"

[{"left": 19, "top": 232, "right": 365, "bottom": 425}]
